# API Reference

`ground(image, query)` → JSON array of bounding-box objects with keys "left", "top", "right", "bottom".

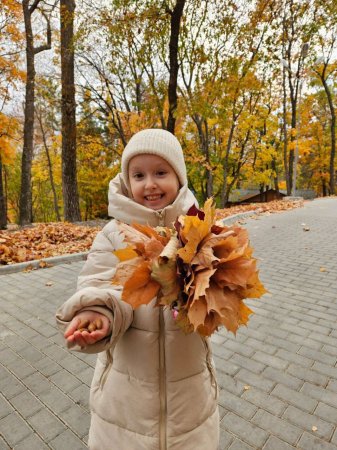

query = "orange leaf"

[
  {"left": 238, "top": 302, "right": 254, "bottom": 325},
  {"left": 238, "top": 271, "right": 267, "bottom": 299},
  {"left": 177, "top": 198, "right": 215, "bottom": 263},
  {"left": 112, "top": 256, "right": 144, "bottom": 285},
  {"left": 131, "top": 223, "right": 170, "bottom": 246},
  {"left": 143, "top": 238, "right": 165, "bottom": 260},
  {"left": 113, "top": 246, "right": 138, "bottom": 261},
  {"left": 122, "top": 261, "right": 160, "bottom": 308}
]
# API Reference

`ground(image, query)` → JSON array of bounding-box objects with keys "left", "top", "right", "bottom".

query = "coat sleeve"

[{"left": 55, "top": 220, "right": 133, "bottom": 354}]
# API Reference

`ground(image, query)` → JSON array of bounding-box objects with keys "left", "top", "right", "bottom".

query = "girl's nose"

[{"left": 145, "top": 176, "right": 157, "bottom": 189}]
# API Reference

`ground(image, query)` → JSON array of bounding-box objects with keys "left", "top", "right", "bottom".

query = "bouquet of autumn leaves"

[{"left": 112, "top": 199, "right": 266, "bottom": 337}]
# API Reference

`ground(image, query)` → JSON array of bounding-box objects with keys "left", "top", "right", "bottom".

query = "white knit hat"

[{"left": 121, "top": 129, "right": 187, "bottom": 189}]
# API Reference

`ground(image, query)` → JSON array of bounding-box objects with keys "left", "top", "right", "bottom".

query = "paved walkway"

[{"left": 0, "top": 197, "right": 337, "bottom": 449}]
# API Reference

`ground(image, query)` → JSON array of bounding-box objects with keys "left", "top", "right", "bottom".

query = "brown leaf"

[{"left": 212, "top": 257, "right": 257, "bottom": 290}]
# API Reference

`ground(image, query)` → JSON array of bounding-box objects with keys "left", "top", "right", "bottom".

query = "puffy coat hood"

[{"left": 108, "top": 173, "right": 198, "bottom": 227}]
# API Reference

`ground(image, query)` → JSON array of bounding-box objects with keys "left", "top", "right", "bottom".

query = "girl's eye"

[
  {"left": 157, "top": 171, "right": 167, "bottom": 176},
  {"left": 133, "top": 173, "right": 144, "bottom": 179}
]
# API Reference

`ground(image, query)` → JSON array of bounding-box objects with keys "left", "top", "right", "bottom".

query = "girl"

[{"left": 56, "top": 128, "right": 219, "bottom": 450}]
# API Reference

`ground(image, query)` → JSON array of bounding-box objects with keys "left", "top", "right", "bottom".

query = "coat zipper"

[
  {"left": 157, "top": 210, "right": 165, "bottom": 227},
  {"left": 159, "top": 306, "right": 167, "bottom": 450}
]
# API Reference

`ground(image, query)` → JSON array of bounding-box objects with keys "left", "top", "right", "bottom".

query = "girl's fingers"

[
  {"left": 65, "top": 314, "right": 111, "bottom": 347},
  {"left": 64, "top": 317, "right": 81, "bottom": 338}
]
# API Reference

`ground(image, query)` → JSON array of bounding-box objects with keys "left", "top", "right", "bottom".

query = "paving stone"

[
  {"left": 244, "top": 337, "right": 277, "bottom": 355},
  {"left": 242, "top": 387, "right": 287, "bottom": 416},
  {"left": 74, "top": 365, "right": 94, "bottom": 387},
  {"left": 69, "top": 384, "right": 90, "bottom": 411},
  {"left": 252, "top": 409, "right": 302, "bottom": 445},
  {"left": 17, "top": 346, "right": 45, "bottom": 364},
  {"left": 253, "top": 352, "right": 289, "bottom": 370},
  {"left": 235, "top": 368, "right": 275, "bottom": 393},
  {"left": 297, "top": 431, "right": 337, "bottom": 450},
  {"left": 282, "top": 405, "right": 334, "bottom": 440},
  {"left": 275, "top": 349, "right": 313, "bottom": 368},
  {"left": 61, "top": 404, "right": 91, "bottom": 438},
  {"left": 214, "top": 357, "right": 240, "bottom": 376},
  {"left": 301, "top": 382, "right": 337, "bottom": 409},
  {"left": 262, "top": 436, "right": 296, "bottom": 450},
  {"left": 311, "top": 361, "right": 337, "bottom": 379},
  {"left": 10, "top": 390, "right": 43, "bottom": 418},
  {"left": 263, "top": 366, "right": 303, "bottom": 390},
  {"left": 220, "top": 412, "right": 268, "bottom": 448},
  {"left": 33, "top": 357, "right": 62, "bottom": 378},
  {"left": 22, "top": 371, "right": 52, "bottom": 395},
  {"left": 228, "top": 438, "right": 254, "bottom": 450},
  {"left": 0, "top": 412, "right": 32, "bottom": 447},
  {"left": 27, "top": 408, "right": 67, "bottom": 442},
  {"left": 286, "top": 363, "right": 328, "bottom": 387},
  {"left": 0, "top": 370, "right": 26, "bottom": 400},
  {"left": 217, "top": 372, "right": 245, "bottom": 396},
  {"left": 230, "top": 354, "right": 266, "bottom": 374},
  {"left": 218, "top": 389, "right": 257, "bottom": 420},
  {"left": 39, "top": 385, "right": 74, "bottom": 415},
  {"left": 314, "top": 402, "right": 337, "bottom": 425},
  {"left": 4, "top": 357, "right": 36, "bottom": 379},
  {"left": 13, "top": 433, "right": 50, "bottom": 450},
  {"left": 298, "top": 346, "right": 337, "bottom": 366},
  {"left": 272, "top": 384, "right": 317, "bottom": 413},
  {"left": 49, "top": 429, "right": 87, "bottom": 450},
  {"left": 0, "top": 436, "right": 11, "bottom": 450},
  {"left": 219, "top": 427, "right": 234, "bottom": 449},
  {"left": 221, "top": 339, "right": 255, "bottom": 358},
  {"left": 0, "top": 395, "right": 12, "bottom": 419},
  {"left": 50, "top": 369, "right": 82, "bottom": 393}
]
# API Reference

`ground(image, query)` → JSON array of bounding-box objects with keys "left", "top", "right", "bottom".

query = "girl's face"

[{"left": 128, "top": 154, "right": 180, "bottom": 210}]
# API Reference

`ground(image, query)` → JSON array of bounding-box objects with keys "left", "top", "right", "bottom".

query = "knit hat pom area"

[{"left": 121, "top": 129, "right": 187, "bottom": 189}]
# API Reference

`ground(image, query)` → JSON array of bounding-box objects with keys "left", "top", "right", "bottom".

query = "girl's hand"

[{"left": 64, "top": 310, "right": 110, "bottom": 348}]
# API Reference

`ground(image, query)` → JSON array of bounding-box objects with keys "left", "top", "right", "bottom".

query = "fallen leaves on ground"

[
  {"left": 0, "top": 199, "right": 304, "bottom": 266},
  {"left": 215, "top": 199, "right": 304, "bottom": 221},
  {"left": 0, "top": 222, "right": 101, "bottom": 265}
]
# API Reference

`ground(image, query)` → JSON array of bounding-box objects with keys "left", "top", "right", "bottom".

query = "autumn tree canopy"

[{"left": 2, "top": 0, "right": 337, "bottom": 226}]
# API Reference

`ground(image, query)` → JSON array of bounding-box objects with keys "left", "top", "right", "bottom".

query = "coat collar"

[{"left": 108, "top": 173, "right": 198, "bottom": 228}]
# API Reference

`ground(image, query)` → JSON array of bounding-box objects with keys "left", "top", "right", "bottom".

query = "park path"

[{"left": 0, "top": 197, "right": 337, "bottom": 449}]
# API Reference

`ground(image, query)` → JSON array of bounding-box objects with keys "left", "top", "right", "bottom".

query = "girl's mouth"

[{"left": 145, "top": 194, "right": 164, "bottom": 201}]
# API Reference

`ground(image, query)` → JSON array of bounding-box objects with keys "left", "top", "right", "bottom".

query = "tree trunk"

[
  {"left": 0, "top": 155, "right": 7, "bottom": 229},
  {"left": 282, "top": 65, "right": 290, "bottom": 195},
  {"left": 36, "top": 110, "right": 61, "bottom": 221},
  {"left": 60, "top": 0, "right": 81, "bottom": 221},
  {"left": 166, "top": 0, "right": 186, "bottom": 134},
  {"left": 20, "top": 1, "right": 36, "bottom": 225},
  {"left": 321, "top": 76, "right": 336, "bottom": 196},
  {"left": 20, "top": 0, "right": 52, "bottom": 225},
  {"left": 220, "top": 121, "right": 236, "bottom": 208},
  {"left": 194, "top": 116, "right": 213, "bottom": 199}
]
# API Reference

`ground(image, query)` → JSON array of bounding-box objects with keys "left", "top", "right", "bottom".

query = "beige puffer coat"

[{"left": 56, "top": 174, "right": 219, "bottom": 450}]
